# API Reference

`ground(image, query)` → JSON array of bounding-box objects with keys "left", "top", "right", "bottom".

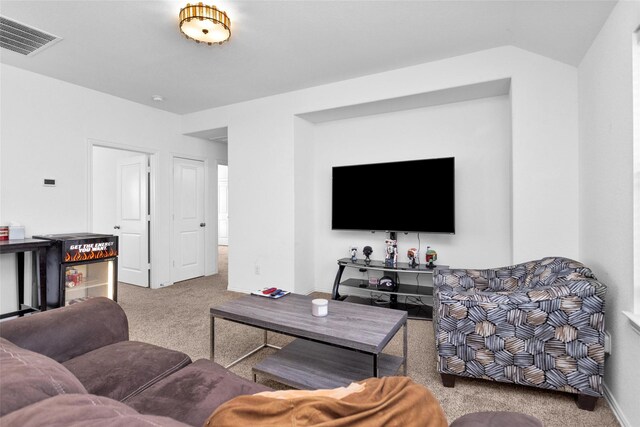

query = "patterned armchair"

[{"left": 433, "top": 257, "right": 606, "bottom": 411}]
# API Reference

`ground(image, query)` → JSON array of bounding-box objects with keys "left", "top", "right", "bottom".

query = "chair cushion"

[
  {"left": 126, "top": 358, "right": 272, "bottom": 427},
  {"left": 0, "top": 394, "right": 190, "bottom": 427},
  {"left": 62, "top": 340, "right": 191, "bottom": 402},
  {"left": 0, "top": 337, "right": 87, "bottom": 417}
]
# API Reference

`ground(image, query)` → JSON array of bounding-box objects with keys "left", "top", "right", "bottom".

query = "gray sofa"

[{"left": 0, "top": 297, "right": 270, "bottom": 426}]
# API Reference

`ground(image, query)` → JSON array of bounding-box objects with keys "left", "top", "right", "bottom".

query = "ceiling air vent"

[{"left": 0, "top": 16, "right": 61, "bottom": 56}]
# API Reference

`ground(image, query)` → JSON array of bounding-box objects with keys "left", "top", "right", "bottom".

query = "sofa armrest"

[{"left": 0, "top": 297, "right": 128, "bottom": 363}]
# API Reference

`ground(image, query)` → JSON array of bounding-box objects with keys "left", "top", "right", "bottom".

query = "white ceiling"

[{"left": 0, "top": 0, "right": 617, "bottom": 115}]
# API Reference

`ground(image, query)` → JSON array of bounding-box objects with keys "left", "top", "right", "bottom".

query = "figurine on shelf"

[
  {"left": 350, "top": 246, "right": 358, "bottom": 263},
  {"left": 384, "top": 239, "right": 398, "bottom": 267},
  {"left": 407, "top": 247, "right": 419, "bottom": 268},
  {"left": 363, "top": 246, "right": 373, "bottom": 265},
  {"left": 425, "top": 246, "right": 438, "bottom": 269}
]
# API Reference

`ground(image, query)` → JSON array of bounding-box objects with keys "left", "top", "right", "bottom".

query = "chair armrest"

[
  {"left": 434, "top": 262, "right": 537, "bottom": 293},
  {"left": 0, "top": 297, "right": 128, "bottom": 363},
  {"left": 433, "top": 268, "right": 491, "bottom": 291}
]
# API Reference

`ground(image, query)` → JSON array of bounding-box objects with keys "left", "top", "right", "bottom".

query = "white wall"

[
  {"left": 293, "top": 118, "right": 317, "bottom": 295},
  {"left": 181, "top": 45, "right": 580, "bottom": 297},
  {"left": 311, "top": 96, "right": 512, "bottom": 292},
  {"left": 0, "top": 65, "right": 227, "bottom": 298},
  {"left": 578, "top": 1, "right": 640, "bottom": 425}
]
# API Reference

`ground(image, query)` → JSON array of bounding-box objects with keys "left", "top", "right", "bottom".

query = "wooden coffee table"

[{"left": 210, "top": 293, "right": 407, "bottom": 390}]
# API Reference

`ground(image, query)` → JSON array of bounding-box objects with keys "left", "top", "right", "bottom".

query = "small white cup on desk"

[{"left": 312, "top": 298, "right": 328, "bottom": 317}]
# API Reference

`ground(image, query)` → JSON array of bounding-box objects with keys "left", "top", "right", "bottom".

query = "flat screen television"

[{"left": 332, "top": 157, "right": 455, "bottom": 234}]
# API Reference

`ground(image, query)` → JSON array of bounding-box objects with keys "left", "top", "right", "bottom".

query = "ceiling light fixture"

[{"left": 179, "top": 2, "right": 230, "bottom": 45}]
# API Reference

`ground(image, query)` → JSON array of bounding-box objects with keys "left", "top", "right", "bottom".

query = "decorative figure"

[
  {"left": 363, "top": 246, "right": 373, "bottom": 265},
  {"left": 350, "top": 246, "right": 358, "bottom": 263},
  {"left": 384, "top": 239, "right": 398, "bottom": 267},
  {"left": 407, "top": 247, "right": 419, "bottom": 268},
  {"left": 425, "top": 246, "right": 438, "bottom": 269}
]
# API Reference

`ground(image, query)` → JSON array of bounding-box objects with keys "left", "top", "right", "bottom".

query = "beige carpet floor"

[{"left": 118, "top": 247, "right": 619, "bottom": 427}]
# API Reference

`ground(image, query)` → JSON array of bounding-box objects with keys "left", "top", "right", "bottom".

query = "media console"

[{"left": 332, "top": 258, "right": 448, "bottom": 320}]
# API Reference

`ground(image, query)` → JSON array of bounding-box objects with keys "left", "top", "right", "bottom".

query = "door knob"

[
  {"left": 200, "top": 223, "right": 206, "bottom": 227},
  {"left": 114, "top": 225, "right": 121, "bottom": 229}
]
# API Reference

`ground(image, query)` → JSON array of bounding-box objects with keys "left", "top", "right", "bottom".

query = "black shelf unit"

[{"left": 332, "top": 258, "right": 447, "bottom": 320}]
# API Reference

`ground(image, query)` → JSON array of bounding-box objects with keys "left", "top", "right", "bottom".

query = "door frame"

[
  {"left": 87, "top": 139, "right": 158, "bottom": 288},
  {"left": 170, "top": 153, "right": 217, "bottom": 283},
  {"left": 217, "top": 161, "right": 229, "bottom": 246}
]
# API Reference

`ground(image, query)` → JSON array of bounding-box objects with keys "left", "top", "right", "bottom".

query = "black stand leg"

[
  {"left": 37, "top": 247, "right": 47, "bottom": 311},
  {"left": 441, "top": 373, "right": 456, "bottom": 388},
  {"left": 16, "top": 252, "right": 24, "bottom": 312},
  {"left": 388, "top": 231, "right": 398, "bottom": 308},
  {"left": 30, "top": 251, "right": 38, "bottom": 308},
  {"left": 332, "top": 264, "right": 346, "bottom": 300},
  {"left": 390, "top": 288, "right": 398, "bottom": 308},
  {"left": 576, "top": 394, "right": 598, "bottom": 411}
]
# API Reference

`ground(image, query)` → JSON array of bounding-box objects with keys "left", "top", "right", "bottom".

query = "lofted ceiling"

[{"left": 0, "top": 0, "right": 617, "bottom": 115}]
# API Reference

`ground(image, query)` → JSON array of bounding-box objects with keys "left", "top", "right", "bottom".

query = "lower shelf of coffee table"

[{"left": 252, "top": 338, "right": 404, "bottom": 390}]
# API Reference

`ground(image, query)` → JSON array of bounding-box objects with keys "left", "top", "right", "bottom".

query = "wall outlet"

[
  {"left": 254, "top": 264, "right": 260, "bottom": 275},
  {"left": 604, "top": 331, "right": 612, "bottom": 354}
]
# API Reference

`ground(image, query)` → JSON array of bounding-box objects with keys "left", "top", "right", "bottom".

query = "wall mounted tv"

[{"left": 332, "top": 157, "right": 455, "bottom": 234}]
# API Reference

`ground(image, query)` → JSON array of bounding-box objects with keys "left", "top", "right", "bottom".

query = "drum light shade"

[{"left": 179, "top": 2, "right": 231, "bottom": 45}]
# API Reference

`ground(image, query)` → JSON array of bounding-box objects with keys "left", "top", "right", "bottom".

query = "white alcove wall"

[{"left": 308, "top": 95, "right": 513, "bottom": 293}]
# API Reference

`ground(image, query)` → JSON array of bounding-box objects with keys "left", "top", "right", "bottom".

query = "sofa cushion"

[
  {"left": 0, "top": 297, "right": 129, "bottom": 363},
  {"left": 62, "top": 340, "right": 191, "bottom": 402},
  {"left": 0, "top": 337, "right": 87, "bottom": 417},
  {"left": 126, "top": 358, "right": 272, "bottom": 427},
  {"left": 0, "top": 394, "right": 190, "bottom": 427}
]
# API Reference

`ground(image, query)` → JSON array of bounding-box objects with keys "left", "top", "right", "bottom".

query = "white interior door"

[
  {"left": 116, "top": 154, "right": 149, "bottom": 287},
  {"left": 173, "top": 157, "right": 205, "bottom": 282},
  {"left": 218, "top": 165, "right": 228, "bottom": 246}
]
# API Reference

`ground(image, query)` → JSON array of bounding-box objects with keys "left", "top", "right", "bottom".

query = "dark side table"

[{"left": 0, "top": 238, "right": 52, "bottom": 319}]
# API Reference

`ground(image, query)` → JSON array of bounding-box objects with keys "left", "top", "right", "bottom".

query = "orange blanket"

[{"left": 203, "top": 376, "right": 448, "bottom": 427}]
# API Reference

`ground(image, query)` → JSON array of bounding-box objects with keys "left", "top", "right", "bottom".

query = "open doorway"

[
  {"left": 91, "top": 145, "right": 152, "bottom": 288},
  {"left": 182, "top": 126, "right": 229, "bottom": 284}
]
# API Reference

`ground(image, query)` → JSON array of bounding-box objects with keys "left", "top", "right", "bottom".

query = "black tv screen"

[{"left": 332, "top": 157, "right": 455, "bottom": 234}]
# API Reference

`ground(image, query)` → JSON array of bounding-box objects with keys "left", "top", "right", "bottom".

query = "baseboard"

[
  {"left": 604, "top": 383, "right": 632, "bottom": 427},
  {"left": 226, "top": 286, "right": 251, "bottom": 294}
]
